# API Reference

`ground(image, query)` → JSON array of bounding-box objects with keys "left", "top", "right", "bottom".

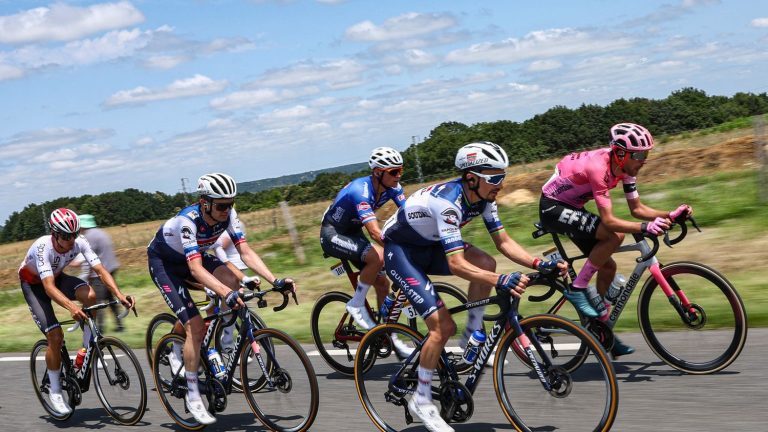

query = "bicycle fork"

[
  {"left": 509, "top": 314, "right": 552, "bottom": 392},
  {"left": 649, "top": 263, "right": 703, "bottom": 327}
]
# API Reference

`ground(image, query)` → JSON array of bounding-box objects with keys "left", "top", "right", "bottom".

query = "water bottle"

[
  {"left": 462, "top": 330, "right": 487, "bottom": 364},
  {"left": 605, "top": 274, "right": 626, "bottom": 304},
  {"left": 585, "top": 285, "right": 609, "bottom": 321},
  {"left": 379, "top": 292, "right": 396, "bottom": 320},
  {"left": 74, "top": 347, "right": 87, "bottom": 371},
  {"left": 206, "top": 348, "right": 226, "bottom": 379}
]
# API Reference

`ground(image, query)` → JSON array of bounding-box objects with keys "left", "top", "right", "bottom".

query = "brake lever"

[{"left": 689, "top": 215, "right": 702, "bottom": 232}]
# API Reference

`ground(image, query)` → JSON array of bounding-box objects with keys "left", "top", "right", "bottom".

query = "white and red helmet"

[
  {"left": 610, "top": 123, "right": 654, "bottom": 152},
  {"left": 49, "top": 208, "right": 80, "bottom": 235},
  {"left": 455, "top": 141, "right": 509, "bottom": 171}
]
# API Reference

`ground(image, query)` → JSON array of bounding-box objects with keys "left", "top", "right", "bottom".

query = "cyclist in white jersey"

[
  {"left": 19, "top": 208, "right": 134, "bottom": 416},
  {"left": 147, "top": 173, "right": 295, "bottom": 425}
]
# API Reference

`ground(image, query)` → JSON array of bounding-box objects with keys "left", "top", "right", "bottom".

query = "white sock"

[
  {"left": 416, "top": 366, "right": 434, "bottom": 404},
  {"left": 48, "top": 369, "right": 62, "bottom": 393},
  {"left": 185, "top": 371, "right": 201, "bottom": 400},
  {"left": 82, "top": 326, "right": 92, "bottom": 349},
  {"left": 348, "top": 281, "right": 372, "bottom": 307}
]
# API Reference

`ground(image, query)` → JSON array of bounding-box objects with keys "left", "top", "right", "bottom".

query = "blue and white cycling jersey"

[
  {"left": 148, "top": 203, "right": 245, "bottom": 264},
  {"left": 382, "top": 178, "right": 504, "bottom": 255},
  {"left": 322, "top": 175, "right": 406, "bottom": 232}
]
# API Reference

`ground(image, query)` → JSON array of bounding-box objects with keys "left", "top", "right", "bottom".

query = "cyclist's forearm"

[
  {"left": 446, "top": 254, "right": 498, "bottom": 287},
  {"left": 364, "top": 221, "right": 384, "bottom": 247},
  {"left": 240, "top": 248, "right": 276, "bottom": 282},
  {"left": 42, "top": 277, "right": 78, "bottom": 311},
  {"left": 493, "top": 232, "right": 537, "bottom": 269}
]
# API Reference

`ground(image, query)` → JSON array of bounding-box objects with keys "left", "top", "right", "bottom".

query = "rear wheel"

[
  {"left": 145, "top": 312, "right": 177, "bottom": 367},
  {"left": 92, "top": 336, "right": 147, "bottom": 425},
  {"left": 638, "top": 261, "right": 747, "bottom": 374}
]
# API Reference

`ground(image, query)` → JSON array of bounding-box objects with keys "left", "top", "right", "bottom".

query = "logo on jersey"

[
  {"left": 407, "top": 211, "right": 430, "bottom": 220},
  {"left": 397, "top": 193, "right": 405, "bottom": 201},
  {"left": 357, "top": 202, "right": 371, "bottom": 212},
  {"left": 441, "top": 208, "right": 460, "bottom": 226},
  {"left": 181, "top": 226, "right": 193, "bottom": 240}
]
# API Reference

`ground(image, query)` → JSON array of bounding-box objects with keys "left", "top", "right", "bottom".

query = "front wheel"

[
  {"left": 637, "top": 261, "right": 747, "bottom": 374},
  {"left": 30, "top": 340, "right": 78, "bottom": 421},
  {"left": 92, "top": 336, "right": 147, "bottom": 425},
  {"left": 241, "top": 328, "right": 319, "bottom": 432},
  {"left": 213, "top": 309, "right": 270, "bottom": 391},
  {"left": 495, "top": 314, "right": 619, "bottom": 432}
]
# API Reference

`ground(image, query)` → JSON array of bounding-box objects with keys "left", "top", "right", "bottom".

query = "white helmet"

[
  {"left": 49, "top": 208, "right": 80, "bottom": 235},
  {"left": 197, "top": 173, "right": 237, "bottom": 198},
  {"left": 369, "top": 147, "right": 403, "bottom": 169},
  {"left": 455, "top": 141, "right": 509, "bottom": 171}
]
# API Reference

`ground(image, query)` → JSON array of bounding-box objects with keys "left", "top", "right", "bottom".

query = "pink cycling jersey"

[{"left": 542, "top": 148, "right": 639, "bottom": 209}]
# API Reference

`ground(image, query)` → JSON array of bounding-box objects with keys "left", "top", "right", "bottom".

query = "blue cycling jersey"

[
  {"left": 382, "top": 178, "right": 504, "bottom": 255},
  {"left": 322, "top": 175, "right": 406, "bottom": 232}
]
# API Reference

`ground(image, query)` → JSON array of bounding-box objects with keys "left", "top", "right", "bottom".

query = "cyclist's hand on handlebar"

[
  {"left": 118, "top": 294, "right": 135, "bottom": 309},
  {"left": 273, "top": 277, "right": 296, "bottom": 292},
  {"left": 496, "top": 272, "right": 528, "bottom": 298},
  {"left": 241, "top": 275, "right": 260, "bottom": 290},
  {"left": 669, "top": 204, "right": 693, "bottom": 223},
  {"left": 68, "top": 304, "right": 88, "bottom": 321},
  {"left": 641, "top": 217, "right": 671, "bottom": 236},
  {"left": 225, "top": 290, "right": 245, "bottom": 309},
  {"left": 533, "top": 258, "right": 568, "bottom": 277}
]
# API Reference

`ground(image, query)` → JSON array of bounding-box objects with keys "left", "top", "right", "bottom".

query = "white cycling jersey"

[{"left": 19, "top": 235, "right": 101, "bottom": 284}]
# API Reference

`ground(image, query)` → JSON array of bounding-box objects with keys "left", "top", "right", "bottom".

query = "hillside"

[{"left": 238, "top": 162, "right": 368, "bottom": 193}]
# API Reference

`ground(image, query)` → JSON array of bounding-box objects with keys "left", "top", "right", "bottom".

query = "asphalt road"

[{"left": 1, "top": 329, "right": 766, "bottom": 431}]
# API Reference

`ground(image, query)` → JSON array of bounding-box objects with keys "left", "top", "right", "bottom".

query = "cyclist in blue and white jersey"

[
  {"left": 147, "top": 173, "right": 295, "bottom": 425},
  {"left": 320, "top": 147, "right": 406, "bottom": 330},
  {"left": 382, "top": 142, "right": 566, "bottom": 432}
]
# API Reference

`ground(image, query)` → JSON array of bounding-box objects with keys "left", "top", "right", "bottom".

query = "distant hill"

[{"left": 238, "top": 162, "right": 368, "bottom": 193}]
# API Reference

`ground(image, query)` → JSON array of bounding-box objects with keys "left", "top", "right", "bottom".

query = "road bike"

[
  {"left": 311, "top": 257, "right": 472, "bottom": 376},
  {"left": 152, "top": 284, "right": 319, "bottom": 431},
  {"left": 527, "top": 217, "right": 747, "bottom": 374},
  {"left": 354, "top": 272, "right": 619, "bottom": 432},
  {"left": 30, "top": 299, "right": 146, "bottom": 425}
]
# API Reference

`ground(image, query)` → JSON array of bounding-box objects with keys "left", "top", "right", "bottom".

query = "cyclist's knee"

[
  {"left": 47, "top": 328, "right": 64, "bottom": 347},
  {"left": 602, "top": 258, "right": 617, "bottom": 273},
  {"left": 465, "top": 247, "right": 496, "bottom": 272},
  {"left": 78, "top": 285, "right": 97, "bottom": 306},
  {"left": 365, "top": 246, "right": 384, "bottom": 267},
  {"left": 185, "top": 316, "right": 205, "bottom": 339}
]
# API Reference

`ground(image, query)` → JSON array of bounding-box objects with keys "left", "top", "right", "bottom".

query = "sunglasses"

[
  {"left": 56, "top": 231, "right": 79, "bottom": 241},
  {"left": 385, "top": 168, "right": 403, "bottom": 177},
  {"left": 470, "top": 170, "right": 506, "bottom": 185},
  {"left": 629, "top": 150, "right": 649, "bottom": 161},
  {"left": 213, "top": 201, "right": 235, "bottom": 211}
]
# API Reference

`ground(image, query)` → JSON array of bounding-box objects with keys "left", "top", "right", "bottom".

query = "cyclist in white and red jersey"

[
  {"left": 539, "top": 123, "right": 693, "bottom": 357},
  {"left": 147, "top": 172, "right": 295, "bottom": 425},
  {"left": 19, "top": 208, "right": 134, "bottom": 416}
]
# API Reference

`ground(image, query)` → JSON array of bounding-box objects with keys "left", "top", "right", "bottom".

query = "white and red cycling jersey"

[
  {"left": 18, "top": 235, "right": 101, "bottom": 284},
  {"left": 541, "top": 148, "right": 639, "bottom": 210}
]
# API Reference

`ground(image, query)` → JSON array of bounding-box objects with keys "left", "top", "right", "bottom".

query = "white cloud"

[
  {"left": 0, "top": 1, "right": 144, "bottom": 44},
  {"left": 105, "top": 74, "right": 228, "bottom": 107},
  {"left": 210, "top": 86, "right": 320, "bottom": 111},
  {"left": 256, "top": 59, "right": 366, "bottom": 89},
  {"left": 528, "top": 59, "right": 562, "bottom": 71},
  {"left": 136, "top": 137, "right": 154, "bottom": 146},
  {"left": 142, "top": 55, "right": 189, "bottom": 69},
  {"left": 445, "top": 28, "right": 634, "bottom": 65},
  {"left": 0, "top": 63, "right": 24, "bottom": 80},
  {"left": 751, "top": 18, "right": 768, "bottom": 27},
  {"left": 1, "top": 128, "right": 113, "bottom": 160},
  {"left": 404, "top": 49, "right": 438, "bottom": 66},
  {"left": 345, "top": 12, "right": 456, "bottom": 42},
  {"left": 260, "top": 105, "right": 313, "bottom": 120}
]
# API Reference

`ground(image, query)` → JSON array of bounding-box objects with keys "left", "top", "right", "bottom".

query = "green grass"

[{"left": 1, "top": 169, "right": 766, "bottom": 352}]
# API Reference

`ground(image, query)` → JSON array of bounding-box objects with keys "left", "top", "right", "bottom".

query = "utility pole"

[
  {"left": 412, "top": 135, "right": 424, "bottom": 183},
  {"left": 180, "top": 178, "right": 191, "bottom": 202}
]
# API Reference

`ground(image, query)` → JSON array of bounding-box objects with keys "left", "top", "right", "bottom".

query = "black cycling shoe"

[{"left": 610, "top": 337, "right": 635, "bottom": 358}]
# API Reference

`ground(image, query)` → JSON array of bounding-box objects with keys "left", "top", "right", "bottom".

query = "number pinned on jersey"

[
  {"left": 330, "top": 262, "right": 346, "bottom": 277},
  {"left": 403, "top": 305, "right": 418, "bottom": 319}
]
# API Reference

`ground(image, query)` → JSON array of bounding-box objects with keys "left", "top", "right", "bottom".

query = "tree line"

[{"left": 2, "top": 87, "right": 766, "bottom": 243}]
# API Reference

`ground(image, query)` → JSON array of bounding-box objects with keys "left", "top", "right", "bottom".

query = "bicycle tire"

[
  {"left": 495, "top": 314, "right": 619, "bottom": 432},
  {"left": 30, "top": 339, "right": 77, "bottom": 421},
  {"left": 152, "top": 333, "right": 211, "bottom": 430},
  {"left": 354, "top": 323, "right": 427, "bottom": 432},
  {"left": 144, "top": 312, "right": 177, "bottom": 367},
  {"left": 311, "top": 290, "right": 377, "bottom": 376},
  {"left": 213, "top": 308, "right": 271, "bottom": 391},
  {"left": 92, "top": 336, "right": 147, "bottom": 425},
  {"left": 637, "top": 261, "right": 748, "bottom": 374},
  {"left": 241, "top": 327, "right": 319, "bottom": 432}
]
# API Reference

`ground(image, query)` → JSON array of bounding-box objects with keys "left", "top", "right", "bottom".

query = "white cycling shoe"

[
  {"left": 49, "top": 392, "right": 72, "bottom": 415},
  {"left": 408, "top": 397, "right": 454, "bottom": 432},
  {"left": 391, "top": 335, "right": 415, "bottom": 359},
  {"left": 185, "top": 394, "right": 216, "bottom": 425},
  {"left": 346, "top": 303, "right": 376, "bottom": 330}
]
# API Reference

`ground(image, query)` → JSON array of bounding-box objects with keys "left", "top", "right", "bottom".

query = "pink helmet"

[
  {"left": 610, "top": 123, "right": 654, "bottom": 152},
  {"left": 49, "top": 208, "right": 80, "bottom": 235}
]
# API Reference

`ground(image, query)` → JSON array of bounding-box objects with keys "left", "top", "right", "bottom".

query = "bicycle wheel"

[
  {"left": 92, "top": 336, "right": 147, "bottom": 425},
  {"left": 145, "top": 312, "right": 177, "bottom": 367},
  {"left": 30, "top": 340, "right": 79, "bottom": 421},
  {"left": 408, "top": 282, "right": 474, "bottom": 374},
  {"left": 152, "top": 333, "right": 213, "bottom": 430},
  {"left": 495, "top": 314, "right": 619, "bottom": 432},
  {"left": 311, "top": 290, "right": 378, "bottom": 376},
  {"left": 241, "top": 328, "right": 319, "bottom": 432},
  {"left": 637, "top": 261, "right": 748, "bottom": 374},
  {"left": 355, "top": 323, "right": 428, "bottom": 432},
  {"left": 213, "top": 308, "right": 271, "bottom": 391}
]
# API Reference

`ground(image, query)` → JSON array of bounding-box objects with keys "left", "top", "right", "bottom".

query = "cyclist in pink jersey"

[{"left": 539, "top": 123, "right": 693, "bottom": 357}]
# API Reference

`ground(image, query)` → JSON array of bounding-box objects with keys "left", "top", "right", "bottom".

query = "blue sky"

[{"left": 1, "top": 0, "right": 767, "bottom": 223}]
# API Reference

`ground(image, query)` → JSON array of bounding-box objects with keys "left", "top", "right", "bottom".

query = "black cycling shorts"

[
  {"left": 22, "top": 273, "right": 89, "bottom": 334},
  {"left": 539, "top": 195, "right": 601, "bottom": 255},
  {"left": 319, "top": 223, "right": 372, "bottom": 269}
]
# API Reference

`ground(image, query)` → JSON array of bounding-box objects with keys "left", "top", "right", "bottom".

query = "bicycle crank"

[{"left": 438, "top": 380, "right": 474, "bottom": 423}]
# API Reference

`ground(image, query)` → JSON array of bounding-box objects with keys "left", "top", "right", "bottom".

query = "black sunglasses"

[
  {"left": 213, "top": 202, "right": 235, "bottom": 211},
  {"left": 385, "top": 168, "right": 403, "bottom": 176},
  {"left": 56, "top": 231, "right": 79, "bottom": 241},
  {"left": 629, "top": 150, "right": 649, "bottom": 161}
]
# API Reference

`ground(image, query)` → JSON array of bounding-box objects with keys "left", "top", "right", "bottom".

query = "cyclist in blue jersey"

[
  {"left": 320, "top": 147, "right": 406, "bottom": 331},
  {"left": 147, "top": 173, "right": 296, "bottom": 425},
  {"left": 382, "top": 142, "right": 566, "bottom": 432}
]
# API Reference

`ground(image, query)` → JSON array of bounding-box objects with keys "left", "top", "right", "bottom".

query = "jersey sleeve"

[
  {"left": 351, "top": 183, "right": 377, "bottom": 225},
  {"left": 588, "top": 162, "right": 613, "bottom": 210},
  {"left": 76, "top": 237, "right": 102, "bottom": 269},
  {"left": 392, "top": 184, "right": 407, "bottom": 208},
  {"left": 482, "top": 202, "right": 505, "bottom": 235},
  {"left": 622, "top": 176, "right": 639, "bottom": 201},
  {"left": 213, "top": 242, "right": 230, "bottom": 262},
  {"left": 178, "top": 217, "right": 202, "bottom": 261},
  {"left": 226, "top": 209, "right": 246, "bottom": 245},
  {"left": 34, "top": 244, "right": 55, "bottom": 281},
  {"left": 436, "top": 201, "right": 465, "bottom": 255}
]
